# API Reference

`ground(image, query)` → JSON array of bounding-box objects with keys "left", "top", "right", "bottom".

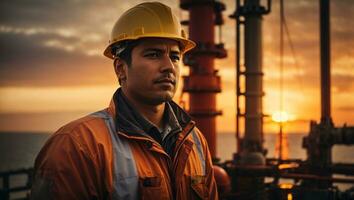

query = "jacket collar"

[{"left": 107, "top": 88, "right": 192, "bottom": 138}]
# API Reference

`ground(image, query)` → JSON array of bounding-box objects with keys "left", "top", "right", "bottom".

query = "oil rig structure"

[
  {"left": 180, "top": 0, "right": 354, "bottom": 199},
  {"left": 0, "top": 0, "right": 354, "bottom": 199}
]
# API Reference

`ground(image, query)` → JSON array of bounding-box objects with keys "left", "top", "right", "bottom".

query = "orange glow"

[
  {"left": 0, "top": 86, "right": 116, "bottom": 113},
  {"left": 272, "top": 111, "right": 294, "bottom": 123},
  {"left": 278, "top": 163, "right": 299, "bottom": 170},
  {"left": 279, "top": 183, "right": 293, "bottom": 189},
  {"left": 287, "top": 193, "right": 293, "bottom": 200}
]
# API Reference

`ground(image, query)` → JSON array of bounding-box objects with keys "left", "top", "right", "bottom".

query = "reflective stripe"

[
  {"left": 91, "top": 110, "right": 139, "bottom": 200},
  {"left": 191, "top": 129, "right": 206, "bottom": 175}
]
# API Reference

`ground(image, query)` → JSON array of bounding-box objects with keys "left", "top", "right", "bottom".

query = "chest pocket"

[
  {"left": 190, "top": 175, "right": 209, "bottom": 200},
  {"left": 139, "top": 176, "right": 169, "bottom": 200}
]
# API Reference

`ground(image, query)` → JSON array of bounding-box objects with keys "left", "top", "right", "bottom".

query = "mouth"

[{"left": 154, "top": 78, "right": 176, "bottom": 85}]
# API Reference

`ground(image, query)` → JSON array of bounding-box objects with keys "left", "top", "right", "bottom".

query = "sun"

[{"left": 272, "top": 111, "right": 293, "bottom": 123}]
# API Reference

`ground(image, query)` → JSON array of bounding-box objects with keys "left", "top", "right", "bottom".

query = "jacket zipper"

[
  {"left": 118, "top": 123, "right": 195, "bottom": 199},
  {"left": 169, "top": 123, "right": 195, "bottom": 198},
  {"left": 172, "top": 123, "right": 195, "bottom": 168}
]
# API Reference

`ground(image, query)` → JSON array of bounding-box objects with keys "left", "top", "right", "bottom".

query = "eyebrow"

[{"left": 143, "top": 48, "right": 181, "bottom": 55}]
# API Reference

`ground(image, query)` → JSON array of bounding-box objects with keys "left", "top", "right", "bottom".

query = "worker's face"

[{"left": 120, "top": 38, "right": 181, "bottom": 105}]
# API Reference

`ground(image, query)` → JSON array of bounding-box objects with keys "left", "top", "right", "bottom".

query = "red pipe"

[
  {"left": 189, "top": 5, "right": 217, "bottom": 157},
  {"left": 180, "top": 1, "right": 226, "bottom": 158}
]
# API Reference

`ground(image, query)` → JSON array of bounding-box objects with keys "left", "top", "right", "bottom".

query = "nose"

[{"left": 159, "top": 54, "right": 176, "bottom": 74}]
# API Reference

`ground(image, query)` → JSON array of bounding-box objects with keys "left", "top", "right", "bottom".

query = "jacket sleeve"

[{"left": 30, "top": 132, "right": 106, "bottom": 200}]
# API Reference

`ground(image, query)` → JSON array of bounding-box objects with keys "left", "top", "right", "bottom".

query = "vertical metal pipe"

[
  {"left": 235, "top": 0, "right": 242, "bottom": 154},
  {"left": 279, "top": 0, "right": 284, "bottom": 161},
  {"left": 180, "top": 0, "right": 226, "bottom": 159},
  {"left": 189, "top": 5, "right": 217, "bottom": 157},
  {"left": 302, "top": 0, "right": 333, "bottom": 189},
  {"left": 242, "top": 0, "right": 264, "bottom": 161},
  {"left": 320, "top": 0, "right": 332, "bottom": 125},
  {"left": 231, "top": 0, "right": 270, "bottom": 198}
]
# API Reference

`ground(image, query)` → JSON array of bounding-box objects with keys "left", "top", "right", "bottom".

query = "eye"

[
  {"left": 170, "top": 54, "right": 180, "bottom": 62},
  {"left": 144, "top": 51, "right": 161, "bottom": 58}
]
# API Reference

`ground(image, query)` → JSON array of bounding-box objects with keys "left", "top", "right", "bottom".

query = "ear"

[{"left": 114, "top": 58, "right": 127, "bottom": 85}]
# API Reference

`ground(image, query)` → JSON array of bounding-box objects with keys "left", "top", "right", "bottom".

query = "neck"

[{"left": 122, "top": 90, "right": 165, "bottom": 129}]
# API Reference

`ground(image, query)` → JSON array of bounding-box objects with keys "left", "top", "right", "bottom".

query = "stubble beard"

[{"left": 146, "top": 90, "right": 175, "bottom": 105}]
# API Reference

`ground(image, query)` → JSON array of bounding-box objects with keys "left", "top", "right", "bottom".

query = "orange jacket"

[{"left": 31, "top": 97, "right": 218, "bottom": 200}]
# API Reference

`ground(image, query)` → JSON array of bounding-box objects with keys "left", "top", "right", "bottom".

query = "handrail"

[{"left": 0, "top": 167, "right": 33, "bottom": 200}]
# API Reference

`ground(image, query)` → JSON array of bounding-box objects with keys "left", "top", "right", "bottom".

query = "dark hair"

[
  {"left": 113, "top": 40, "right": 141, "bottom": 85},
  {"left": 112, "top": 40, "right": 140, "bottom": 67}
]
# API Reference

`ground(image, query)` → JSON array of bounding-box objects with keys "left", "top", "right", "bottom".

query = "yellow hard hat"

[{"left": 104, "top": 2, "right": 196, "bottom": 59}]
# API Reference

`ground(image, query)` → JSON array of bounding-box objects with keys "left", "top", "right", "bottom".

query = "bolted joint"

[{"left": 183, "top": 75, "right": 221, "bottom": 93}]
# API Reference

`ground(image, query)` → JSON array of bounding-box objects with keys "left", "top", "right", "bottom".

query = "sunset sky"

[{"left": 0, "top": 0, "right": 353, "bottom": 134}]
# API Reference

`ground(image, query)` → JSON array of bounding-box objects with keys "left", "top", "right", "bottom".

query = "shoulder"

[
  {"left": 57, "top": 112, "right": 107, "bottom": 135},
  {"left": 52, "top": 111, "right": 112, "bottom": 147},
  {"left": 35, "top": 111, "right": 113, "bottom": 170},
  {"left": 32, "top": 111, "right": 114, "bottom": 199}
]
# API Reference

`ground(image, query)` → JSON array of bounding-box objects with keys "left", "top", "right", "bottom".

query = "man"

[{"left": 31, "top": 2, "right": 218, "bottom": 199}]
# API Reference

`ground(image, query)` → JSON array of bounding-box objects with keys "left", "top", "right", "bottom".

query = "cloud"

[
  {"left": 0, "top": 30, "right": 115, "bottom": 86},
  {"left": 0, "top": 0, "right": 186, "bottom": 87},
  {"left": 0, "top": 0, "right": 353, "bottom": 90},
  {"left": 0, "top": 0, "right": 117, "bottom": 86}
]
